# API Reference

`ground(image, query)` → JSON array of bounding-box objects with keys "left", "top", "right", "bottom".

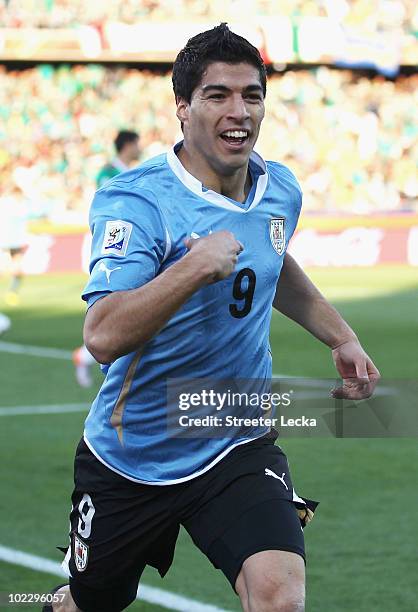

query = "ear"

[{"left": 176, "top": 97, "right": 189, "bottom": 125}]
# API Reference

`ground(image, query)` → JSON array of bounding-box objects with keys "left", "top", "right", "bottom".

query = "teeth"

[{"left": 222, "top": 130, "right": 248, "bottom": 138}]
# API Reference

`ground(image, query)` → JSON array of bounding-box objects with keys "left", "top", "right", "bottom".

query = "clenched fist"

[{"left": 184, "top": 231, "right": 244, "bottom": 283}]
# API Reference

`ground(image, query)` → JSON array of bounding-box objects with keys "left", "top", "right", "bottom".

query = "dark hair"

[
  {"left": 172, "top": 23, "right": 267, "bottom": 103},
  {"left": 114, "top": 130, "right": 139, "bottom": 153}
]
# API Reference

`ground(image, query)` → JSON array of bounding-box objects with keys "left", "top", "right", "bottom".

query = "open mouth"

[{"left": 219, "top": 130, "right": 249, "bottom": 147}]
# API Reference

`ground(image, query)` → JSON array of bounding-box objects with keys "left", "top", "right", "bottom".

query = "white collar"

[
  {"left": 112, "top": 157, "right": 130, "bottom": 173},
  {"left": 166, "top": 142, "right": 268, "bottom": 213}
]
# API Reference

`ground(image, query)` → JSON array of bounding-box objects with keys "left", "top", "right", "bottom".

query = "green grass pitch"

[{"left": 0, "top": 266, "right": 416, "bottom": 611}]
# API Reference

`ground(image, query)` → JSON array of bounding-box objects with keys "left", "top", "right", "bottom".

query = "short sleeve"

[
  {"left": 267, "top": 161, "right": 303, "bottom": 241},
  {"left": 82, "top": 184, "right": 167, "bottom": 306},
  {"left": 279, "top": 164, "right": 303, "bottom": 216}
]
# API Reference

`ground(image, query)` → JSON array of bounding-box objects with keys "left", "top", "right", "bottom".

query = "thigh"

[
  {"left": 65, "top": 440, "right": 180, "bottom": 610},
  {"left": 182, "top": 439, "right": 306, "bottom": 590},
  {"left": 198, "top": 497, "right": 305, "bottom": 591}
]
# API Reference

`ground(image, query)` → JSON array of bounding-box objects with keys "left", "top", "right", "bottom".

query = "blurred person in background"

[
  {"left": 72, "top": 344, "right": 97, "bottom": 388},
  {"left": 0, "top": 311, "right": 11, "bottom": 334},
  {"left": 73, "top": 129, "right": 141, "bottom": 387},
  {"left": 0, "top": 177, "right": 29, "bottom": 306},
  {"left": 96, "top": 129, "right": 140, "bottom": 188}
]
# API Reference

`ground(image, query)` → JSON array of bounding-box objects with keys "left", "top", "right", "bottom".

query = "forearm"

[
  {"left": 273, "top": 253, "right": 356, "bottom": 349},
  {"left": 84, "top": 253, "right": 211, "bottom": 364}
]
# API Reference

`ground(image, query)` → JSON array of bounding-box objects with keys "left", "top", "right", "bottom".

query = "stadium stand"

[
  {"left": 0, "top": 0, "right": 417, "bottom": 34},
  {"left": 0, "top": 65, "right": 416, "bottom": 220},
  {"left": 0, "top": 1, "right": 416, "bottom": 220}
]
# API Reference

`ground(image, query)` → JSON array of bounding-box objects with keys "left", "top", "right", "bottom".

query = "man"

[
  {"left": 0, "top": 180, "right": 28, "bottom": 307},
  {"left": 0, "top": 311, "right": 11, "bottom": 334},
  {"left": 96, "top": 130, "right": 140, "bottom": 189},
  {"left": 47, "top": 24, "right": 379, "bottom": 612},
  {"left": 73, "top": 130, "right": 140, "bottom": 387}
]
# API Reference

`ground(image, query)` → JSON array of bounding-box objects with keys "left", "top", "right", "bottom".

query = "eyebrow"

[{"left": 201, "top": 84, "right": 263, "bottom": 94}]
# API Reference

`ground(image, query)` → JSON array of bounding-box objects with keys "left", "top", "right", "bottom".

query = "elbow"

[
  {"left": 84, "top": 332, "right": 114, "bottom": 365},
  {"left": 84, "top": 330, "right": 143, "bottom": 364},
  {"left": 84, "top": 308, "right": 118, "bottom": 364}
]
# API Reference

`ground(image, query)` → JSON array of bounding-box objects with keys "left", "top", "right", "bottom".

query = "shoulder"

[
  {"left": 94, "top": 153, "right": 168, "bottom": 206},
  {"left": 97, "top": 163, "right": 118, "bottom": 178},
  {"left": 98, "top": 153, "right": 167, "bottom": 192},
  {"left": 96, "top": 164, "right": 119, "bottom": 188},
  {"left": 266, "top": 160, "right": 303, "bottom": 210},
  {"left": 267, "top": 161, "right": 302, "bottom": 193},
  {"left": 90, "top": 157, "right": 171, "bottom": 232},
  {"left": 97, "top": 162, "right": 113, "bottom": 172}
]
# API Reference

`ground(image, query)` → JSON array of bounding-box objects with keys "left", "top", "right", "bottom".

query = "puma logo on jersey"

[
  {"left": 265, "top": 468, "right": 289, "bottom": 490},
  {"left": 98, "top": 261, "right": 121, "bottom": 284}
]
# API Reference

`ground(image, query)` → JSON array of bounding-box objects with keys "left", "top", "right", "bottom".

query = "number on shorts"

[{"left": 77, "top": 493, "right": 95, "bottom": 538}]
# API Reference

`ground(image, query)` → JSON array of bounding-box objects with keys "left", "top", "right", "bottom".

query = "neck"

[
  {"left": 116, "top": 153, "right": 130, "bottom": 169},
  {"left": 177, "top": 144, "right": 252, "bottom": 203}
]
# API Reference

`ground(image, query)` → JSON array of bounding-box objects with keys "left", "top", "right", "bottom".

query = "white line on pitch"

[
  {"left": 0, "top": 341, "right": 72, "bottom": 359},
  {"left": 0, "top": 544, "right": 232, "bottom": 612},
  {"left": 0, "top": 385, "right": 394, "bottom": 418},
  {"left": 0, "top": 404, "right": 88, "bottom": 416},
  {"left": 0, "top": 342, "right": 396, "bottom": 397},
  {"left": 0, "top": 342, "right": 349, "bottom": 391}
]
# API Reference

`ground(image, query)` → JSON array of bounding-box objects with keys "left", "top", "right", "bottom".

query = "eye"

[
  {"left": 245, "top": 93, "right": 262, "bottom": 101},
  {"left": 208, "top": 93, "right": 225, "bottom": 100}
]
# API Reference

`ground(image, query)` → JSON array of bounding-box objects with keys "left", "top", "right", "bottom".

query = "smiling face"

[{"left": 176, "top": 61, "right": 265, "bottom": 178}]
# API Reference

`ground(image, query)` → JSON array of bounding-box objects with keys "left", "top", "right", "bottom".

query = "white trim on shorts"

[{"left": 83, "top": 431, "right": 269, "bottom": 486}]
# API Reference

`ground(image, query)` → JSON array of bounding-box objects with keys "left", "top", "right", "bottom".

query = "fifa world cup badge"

[
  {"left": 269, "top": 217, "right": 286, "bottom": 255},
  {"left": 101, "top": 219, "right": 133, "bottom": 257}
]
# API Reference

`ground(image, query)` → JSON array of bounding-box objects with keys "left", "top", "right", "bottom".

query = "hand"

[
  {"left": 184, "top": 231, "right": 244, "bottom": 283},
  {"left": 331, "top": 339, "right": 380, "bottom": 400}
]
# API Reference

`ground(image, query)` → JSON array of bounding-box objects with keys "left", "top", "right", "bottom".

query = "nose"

[{"left": 226, "top": 94, "right": 250, "bottom": 122}]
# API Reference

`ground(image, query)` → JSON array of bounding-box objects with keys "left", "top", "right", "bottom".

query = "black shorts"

[{"left": 65, "top": 433, "right": 315, "bottom": 612}]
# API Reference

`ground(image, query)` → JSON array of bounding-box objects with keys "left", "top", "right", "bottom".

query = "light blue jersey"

[{"left": 82, "top": 142, "right": 302, "bottom": 484}]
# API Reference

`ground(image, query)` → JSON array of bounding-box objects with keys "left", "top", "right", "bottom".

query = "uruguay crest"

[
  {"left": 269, "top": 217, "right": 286, "bottom": 255},
  {"left": 74, "top": 534, "right": 89, "bottom": 572}
]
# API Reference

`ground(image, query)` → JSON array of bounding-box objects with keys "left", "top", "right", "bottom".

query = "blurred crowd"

[
  {"left": 1, "top": 0, "right": 417, "bottom": 36},
  {"left": 0, "top": 64, "right": 416, "bottom": 222}
]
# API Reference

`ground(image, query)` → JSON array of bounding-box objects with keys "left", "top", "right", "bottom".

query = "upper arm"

[
  {"left": 82, "top": 184, "right": 169, "bottom": 307},
  {"left": 273, "top": 252, "right": 295, "bottom": 308},
  {"left": 268, "top": 161, "right": 303, "bottom": 306}
]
